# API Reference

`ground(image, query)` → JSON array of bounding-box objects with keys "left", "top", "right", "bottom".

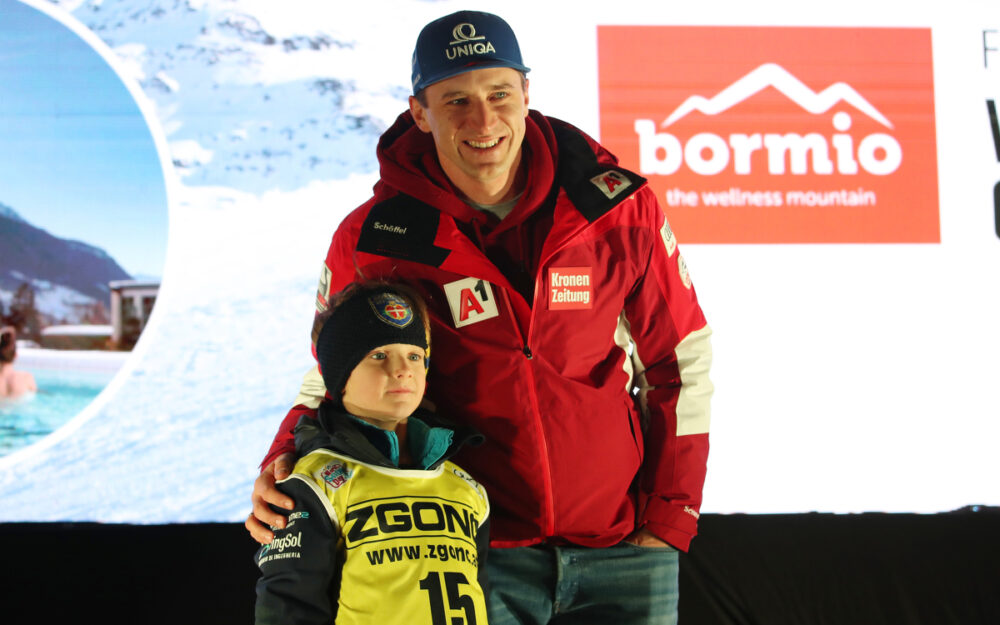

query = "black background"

[{"left": 4, "top": 507, "right": 997, "bottom": 624}]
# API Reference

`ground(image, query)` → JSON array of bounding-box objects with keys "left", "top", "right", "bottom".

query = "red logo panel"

[
  {"left": 598, "top": 26, "right": 939, "bottom": 243},
  {"left": 548, "top": 267, "right": 593, "bottom": 310}
]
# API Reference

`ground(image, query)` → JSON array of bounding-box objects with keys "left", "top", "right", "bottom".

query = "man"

[{"left": 248, "top": 10, "right": 713, "bottom": 624}]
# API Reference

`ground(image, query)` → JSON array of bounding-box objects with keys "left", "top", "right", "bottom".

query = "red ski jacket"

[{"left": 264, "top": 110, "right": 713, "bottom": 551}]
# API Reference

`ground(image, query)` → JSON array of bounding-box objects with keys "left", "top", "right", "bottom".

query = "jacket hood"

[{"left": 374, "top": 109, "right": 561, "bottom": 234}]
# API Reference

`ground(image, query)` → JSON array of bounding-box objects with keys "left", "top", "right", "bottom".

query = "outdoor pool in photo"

[{"left": 0, "top": 348, "right": 127, "bottom": 457}]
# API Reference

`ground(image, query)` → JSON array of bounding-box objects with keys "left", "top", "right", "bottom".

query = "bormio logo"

[{"left": 597, "top": 26, "right": 940, "bottom": 243}]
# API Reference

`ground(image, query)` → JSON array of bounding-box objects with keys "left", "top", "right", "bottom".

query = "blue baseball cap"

[{"left": 411, "top": 11, "right": 530, "bottom": 95}]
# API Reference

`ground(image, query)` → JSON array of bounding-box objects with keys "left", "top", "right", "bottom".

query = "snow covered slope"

[{"left": 0, "top": 0, "right": 419, "bottom": 521}]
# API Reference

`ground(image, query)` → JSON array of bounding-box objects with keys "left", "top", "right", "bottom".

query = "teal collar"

[{"left": 348, "top": 415, "right": 454, "bottom": 469}]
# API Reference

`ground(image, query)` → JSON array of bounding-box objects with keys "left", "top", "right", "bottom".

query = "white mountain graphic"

[{"left": 661, "top": 62, "right": 893, "bottom": 129}]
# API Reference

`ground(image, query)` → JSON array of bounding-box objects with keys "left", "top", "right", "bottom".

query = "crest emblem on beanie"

[{"left": 369, "top": 292, "right": 414, "bottom": 328}]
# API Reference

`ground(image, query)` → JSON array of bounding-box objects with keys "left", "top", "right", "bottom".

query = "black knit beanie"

[{"left": 315, "top": 285, "right": 429, "bottom": 396}]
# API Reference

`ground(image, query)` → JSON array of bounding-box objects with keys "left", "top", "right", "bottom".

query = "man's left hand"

[{"left": 625, "top": 527, "right": 672, "bottom": 548}]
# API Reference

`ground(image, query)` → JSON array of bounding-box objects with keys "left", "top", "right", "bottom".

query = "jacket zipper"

[
  {"left": 522, "top": 208, "right": 612, "bottom": 538},
  {"left": 472, "top": 217, "right": 556, "bottom": 538}
]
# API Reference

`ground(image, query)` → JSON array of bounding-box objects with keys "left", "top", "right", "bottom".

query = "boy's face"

[{"left": 341, "top": 343, "right": 427, "bottom": 430}]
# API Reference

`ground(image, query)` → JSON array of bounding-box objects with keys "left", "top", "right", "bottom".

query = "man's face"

[{"left": 409, "top": 67, "right": 529, "bottom": 200}]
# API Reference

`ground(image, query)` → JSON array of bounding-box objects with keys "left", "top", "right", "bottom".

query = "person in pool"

[{"left": 0, "top": 326, "right": 37, "bottom": 399}]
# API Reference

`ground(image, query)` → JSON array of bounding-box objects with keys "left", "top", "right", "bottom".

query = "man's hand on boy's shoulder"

[{"left": 246, "top": 452, "right": 296, "bottom": 544}]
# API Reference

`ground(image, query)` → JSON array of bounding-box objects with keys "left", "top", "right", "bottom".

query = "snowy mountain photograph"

[
  {"left": 0, "top": 0, "right": 169, "bottom": 466},
  {"left": 0, "top": 0, "right": 997, "bottom": 524},
  {"left": 0, "top": 202, "right": 132, "bottom": 322},
  {"left": 0, "top": 0, "right": 438, "bottom": 522}
]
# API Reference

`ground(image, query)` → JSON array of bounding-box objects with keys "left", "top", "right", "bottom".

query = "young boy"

[{"left": 254, "top": 282, "right": 490, "bottom": 625}]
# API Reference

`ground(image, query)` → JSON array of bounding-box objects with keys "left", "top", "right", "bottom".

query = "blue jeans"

[{"left": 486, "top": 542, "right": 679, "bottom": 625}]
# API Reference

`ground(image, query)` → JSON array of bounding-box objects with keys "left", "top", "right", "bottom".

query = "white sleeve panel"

[
  {"left": 675, "top": 324, "right": 713, "bottom": 436},
  {"left": 292, "top": 365, "right": 327, "bottom": 409},
  {"left": 282, "top": 473, "right": 340, "bottom": 529}
]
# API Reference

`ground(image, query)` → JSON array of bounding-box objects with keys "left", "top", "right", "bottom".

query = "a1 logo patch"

[
  {"left": 590, "top": 170, "right": 633, "bottom": 200},
  {"left": 549, "top": 267, "right": 593, "bottom": 310},
  {"left": 443, "top": 278, "right": 500, "bottom": 328}
]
